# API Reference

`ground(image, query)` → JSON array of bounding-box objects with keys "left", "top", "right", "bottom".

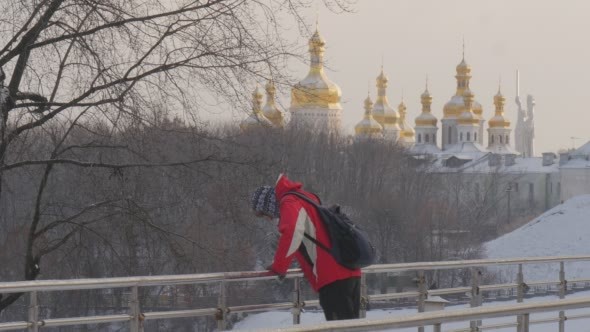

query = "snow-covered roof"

[
  {"left": 409, "top": 144, "right": 441, "bottom": 155},
  {"left": 485, "top": 195, "right": 590, "bottom": 281},
  {"left": 559, "top": 141, "right": 590, "bottom": 168},
  {"left": 432, "top": 154, "right": 559, "bottom": 174},
  {"left": 444, "top": 142, "right": 487, "bottom": 154},
  {"left": 559, "top": 158, "right": 590, "bottom": 169},
  {"left": 488, "top": 144, "right": 519, "bottom": 155},
  {"left": 572, "top": 140, "right": 590, "bottom": 157}
]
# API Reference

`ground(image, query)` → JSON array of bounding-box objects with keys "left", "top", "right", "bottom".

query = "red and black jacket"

[{"left": 270, "top": 174, "right": 361, "bottom": 291}]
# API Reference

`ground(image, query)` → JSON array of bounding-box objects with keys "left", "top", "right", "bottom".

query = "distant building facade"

[{"left": 238, "top": 26, "right": 590, "bottom": 221}]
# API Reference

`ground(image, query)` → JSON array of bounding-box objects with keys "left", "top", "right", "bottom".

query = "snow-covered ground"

[
  {"left": 235, "top": 195, "right": 590, "bottom": 331},
  {"left": 485, "top": 194, "right": 590, "bottom": 281},
  {"left": 234, "top": 290, "right": 590, "bottom": 331}
]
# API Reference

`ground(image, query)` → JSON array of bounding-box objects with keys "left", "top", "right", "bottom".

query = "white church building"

[{"left": 240, "top": 26, "right": 589, "bottom": 218}]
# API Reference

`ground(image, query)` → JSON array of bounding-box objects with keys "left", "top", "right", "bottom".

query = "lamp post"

[{"left": 506, "top": 183, "right": 513, "bottom": 224}]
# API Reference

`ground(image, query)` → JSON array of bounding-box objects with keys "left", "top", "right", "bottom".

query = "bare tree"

[{"left": 0, "top": 0, "right": 355, "bottom": 314}]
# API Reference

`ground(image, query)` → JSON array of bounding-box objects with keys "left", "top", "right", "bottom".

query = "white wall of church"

[{"left": 560, "top": 168, "right": 590, "bottom": 201}]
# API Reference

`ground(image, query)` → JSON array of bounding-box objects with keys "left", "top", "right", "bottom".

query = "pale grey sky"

[{"left": 285, "top": 0, "right": 589, "bottom": 153}]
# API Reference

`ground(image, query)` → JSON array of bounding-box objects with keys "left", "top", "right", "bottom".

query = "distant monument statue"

[{"left": 514, "top": 71, "right": 535, "bottom": 157}]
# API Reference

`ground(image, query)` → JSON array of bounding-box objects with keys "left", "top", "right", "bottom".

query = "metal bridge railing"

[
  {"left": 1, "top": 255, "right": 590, "bottom": 331},
  {"left": 241, "top": 296, "right": 590, "bottom": 332}
]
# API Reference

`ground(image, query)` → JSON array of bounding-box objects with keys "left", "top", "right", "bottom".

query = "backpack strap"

[
  {"left": 283, "top": 191, "right": 331, "bottom": 253},
  {"left": 284, "top": 191, "right": 321, "bottom": 208}
]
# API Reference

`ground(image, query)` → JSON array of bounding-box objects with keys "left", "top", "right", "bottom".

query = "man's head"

[{"left": 250, "top": 185, "right": 279, "bottom": 219}]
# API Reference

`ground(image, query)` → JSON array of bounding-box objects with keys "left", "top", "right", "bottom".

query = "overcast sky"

[{"left": 282, "top": 0, "right": 589, "bottom": 153}]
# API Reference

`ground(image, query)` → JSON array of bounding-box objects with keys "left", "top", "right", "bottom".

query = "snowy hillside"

[{"left": 485, "top": 195, "right": 590, "bottom": 281}]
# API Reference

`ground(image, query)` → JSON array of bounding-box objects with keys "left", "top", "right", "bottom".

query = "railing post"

[
  {"left": 516, "top": 264, "right": 524, "bottom": 332},
  {"left": 433, "top": 323, "right": 442, "bottom": 332},
  {"left": 129, "top": 286, "right": 143, "bottom": 332},
  {"left": 216, "top": 280, "right": 227, "bottom": 331},
  {"left": 292, "top": 277, "right": 302, "bottom": 325},
  {"left": 417, "top": 270, "right": 426, "bottom": 332},
  {"left": 521, "top": 313, "right": 530, "bottom": 332},
  {"left": 28, "top": 291, "right": 39, "bottom": 332},
  {"left": 559, "top": 261, "right": 566, "bottom": 332},
  {"left": 360, "top": 273, "right": 368, "bottom": 319},
  {"left": 469, "top": 268, "right": 482, "bottom": 332}
]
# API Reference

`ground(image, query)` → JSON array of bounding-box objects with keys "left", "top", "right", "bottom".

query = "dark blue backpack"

[{"left": 285, "top": 191, "right": 376, "bottom": 270}]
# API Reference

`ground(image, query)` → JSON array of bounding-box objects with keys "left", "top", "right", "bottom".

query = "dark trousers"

[{"left": 318, "top": 277, "right": 361, "bottom": 321}]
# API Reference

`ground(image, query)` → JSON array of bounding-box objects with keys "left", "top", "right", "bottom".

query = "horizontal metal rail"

[
  {"left": 2, "top": 255, "right": 590, "bottom": 294},
  {"left": 0, "top": 271, "right": 299, "bottom": 294},
  {"left": 41, "top": 314, "right": 132, "bottom": 327},
  {"left": 1, "top": 255, "right": 590, "bottom": 331},
  {"left": 0, "top": 322, "right": 30, "bottom": 331},
  {"left": 447, "top": 312, "right": 590, "bottom": 332},
  {"left": 361, "top": 255, "right": 590, "bottom": 274},
  {"left": 242, "top": 297, "right": 590, "bottom": 332},
  {"left": 368, "top": 291, "right": 421, "bottom": 301}
]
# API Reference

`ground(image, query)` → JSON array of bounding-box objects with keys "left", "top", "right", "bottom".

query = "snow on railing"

[{"left": 2, "top": 255, "right": 590, "bottom": 332}]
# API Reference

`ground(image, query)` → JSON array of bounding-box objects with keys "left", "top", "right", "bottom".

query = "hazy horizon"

[{"left": 268, "top": 0, "right": 589, "bottom": 154}]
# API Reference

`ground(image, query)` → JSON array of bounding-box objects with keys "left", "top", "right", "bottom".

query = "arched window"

[
  {"left": 474, "top": 132, "right": 477, "bottom": 141},
  {"left": 418, "top": 134, "right": 422, "bottom": 143},
  {"left": 467, "top": 132, "right": 471, "bottom": 141},
  {"left": 433, "top": 134, "right": 436, "bottom": 144},
  {"left": 460, "top": 132, "right": 463, "bottom": 141},
  {"left": 425, "top": 134, "right": 430, "bottom": 143},
  {"left": 448, "top": 127, "right": 452, "bottom": 144},
  {"left": 506, "top": 135, "right": 510, "bottom": 144},
  {"left": 500, "top": 135, "right": 503, "bottom": 143},
  {"left": 491, "top": 135, "right": 494, "bottom": 144}
]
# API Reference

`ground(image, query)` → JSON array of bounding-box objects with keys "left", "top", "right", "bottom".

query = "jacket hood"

[{"left": 274, "top": 173, "right": 302, "bottom": 199}]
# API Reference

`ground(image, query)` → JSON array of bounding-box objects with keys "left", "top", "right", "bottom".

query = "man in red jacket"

[{"left": 251, "top": 174, "right": 362, "bottom": 321}]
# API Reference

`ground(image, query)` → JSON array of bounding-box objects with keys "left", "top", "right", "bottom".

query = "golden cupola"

[
  {"left": 240, "top": 87, "right": 273, "bottom": 130},
  {"left": 290, "top": 27, "right": 342, "bottom": 110},
  {"left": 372, "top": 68, "right": 400, "bottom": 130},
  {"left": 415, "top": 82, "right": 438, "bottom": 127},
  {"left": 488, "top": 86, "right": 511, "bottom": 128},
  {"left": 262, "top": 80, "right": 285, "bottom": 128},
  {"left": 355, "top": 94, "right": 383, "bottom": 137},
  {"left": 443, "top": 55, "right": 483, "bottom": 119},
  {"left": 398, "top": 98, "right": 415, "bottom": 139},
  {"left": 457, "top": 89, "right": 479, "bottom": 125}
]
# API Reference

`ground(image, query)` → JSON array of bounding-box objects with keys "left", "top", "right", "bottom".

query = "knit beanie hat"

[{"left": 250, "top": 185, "right": 280, "bottom": 218}]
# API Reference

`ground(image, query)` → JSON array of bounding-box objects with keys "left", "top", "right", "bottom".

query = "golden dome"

[
  {"left": 415, "top": 84, "right": 438, "bottom": 127},
  {"left": 443, "top": 56, "right": 483, "bottom": 119},
  {"left": 398, "top": 100, "right": 415, "bottom": 138},
  {"left": 240, "top": 87, "right": 272, "bottom": 130},
  {"left": 309, "top": 29, "right": 326, "bottom": 50},
  {"left": 355, "top": 94, "right": 383, "bottom": 136},
  {"left": 377, "top": 70, "right": 388, "bottom": 86},
  {"left": 262, "top": 80, "right": 285, "bottom": 128},
  {"left": 372, "top": 68, "right": 400, "bottom": 129},
  {"left": 290, "top": 28, "right": 342, "bottom": 110},
  {"left": 398, "top": 100, "right": 407, "bottom": 114},
  {"left": 456, "top": 58, "right": 471, "bottom": 75},
  {"left": 488, "top": 87, "right": 511, "bottom": 128},
  {"left": 457, "top": 89, "right": 479, "bottom": 125},
  {"left": 252, "top": 87, "right": 263, "bottom": 110}
]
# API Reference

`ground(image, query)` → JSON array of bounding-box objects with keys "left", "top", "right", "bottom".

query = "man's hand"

[{"left": 265, "top": 264, "right": 286, "bottom": 281}]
